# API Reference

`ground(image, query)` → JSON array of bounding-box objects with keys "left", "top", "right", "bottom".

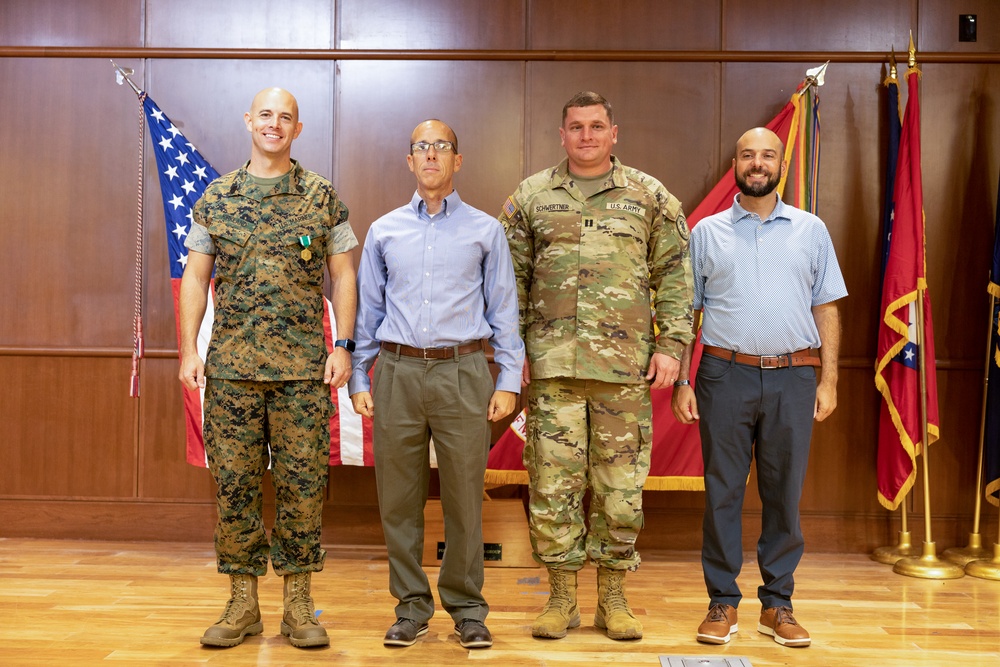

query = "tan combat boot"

[
  {"left": 531, "top": 568, "right": 581, "bottom": 638},
  {"left": 281, "top": 572, "right": 330, "bottom": 648},
  {"left": 200, "top": 573, "right": 263, "bottom": 647},
  {"left": 595, "top": 567, "right": 642, "bottom": 640}
]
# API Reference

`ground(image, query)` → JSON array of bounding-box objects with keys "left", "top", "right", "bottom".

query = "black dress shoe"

[
  {"left": 455, "top": 618, "right": 493, "bottom": 648},
  {"left": 383, "top": 617, "right": 429, "bottom": 647}
]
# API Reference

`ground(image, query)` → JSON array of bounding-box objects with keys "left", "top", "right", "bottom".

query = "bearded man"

[{"left": 671, "top": 127, "right": 847, "bottom": 649}]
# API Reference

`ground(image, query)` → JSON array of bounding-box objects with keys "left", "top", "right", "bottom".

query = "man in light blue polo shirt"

[{"left": 672, "top": 127, "right": 847, "bottom": 649}]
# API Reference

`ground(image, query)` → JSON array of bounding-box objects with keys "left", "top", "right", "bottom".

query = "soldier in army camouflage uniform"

[
  {"left": 178, "top": 87, "right": 358, "bottom": 649},
  {"left": 499, "top": 91, "right": 694, "bottom": 641}
]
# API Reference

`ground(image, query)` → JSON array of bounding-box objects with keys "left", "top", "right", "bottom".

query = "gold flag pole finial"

[
  {"left": 889, "top": 50, "right": 898, "bottom": 81},
  {"left": 907, "top": 31, "right": 917, "bottom": 69}
]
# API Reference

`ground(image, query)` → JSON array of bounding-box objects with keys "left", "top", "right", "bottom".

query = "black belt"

[
  {"left": 381, "top": 340, "right": 484, "bottom": 360},
  {"left": 703, "top": 345, "right": 821, "bottom": 369}
]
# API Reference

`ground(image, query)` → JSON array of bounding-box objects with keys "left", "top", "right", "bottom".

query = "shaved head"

[
  {"left": 736, "top": 127, "right": 783, "bottom": 156},
  {"left": 250, "top": 87, "right": 299, "bottom": 123}
]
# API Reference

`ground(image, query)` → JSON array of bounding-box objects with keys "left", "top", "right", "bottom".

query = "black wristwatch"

[{"left": 334, "top": 338, "right": 356, "bottom": 353}]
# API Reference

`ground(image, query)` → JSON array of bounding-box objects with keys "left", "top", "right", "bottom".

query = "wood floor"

[{"left": 1, "top": 538, "right": 998, "bottom": 667}]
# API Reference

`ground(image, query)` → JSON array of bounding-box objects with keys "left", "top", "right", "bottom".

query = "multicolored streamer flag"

[
  {"left": 486, "top": 71, "right": 824, "bottom": 489},
  {"left": 140, "top": 92, "right": 373, "bottom": 467},
  {"left": 984, "top": 171, "right": 1000, "bottom": 506},
  {"left": 874, "top": 58, "right": 941, "bottom": 510}
]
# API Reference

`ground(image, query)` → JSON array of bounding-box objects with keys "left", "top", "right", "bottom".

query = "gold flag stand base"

[
  {"left": 964, "top": 542, "right": 1000, "bottom": 580},
  {"left": 893, "top": 541, "right": 965, "bottom": 579},
  {"left": 942, "top": 532, "right": 990, "bottom": 566},
  {"left": 871, "top": 530, "right": 919, "bottom": 564}
]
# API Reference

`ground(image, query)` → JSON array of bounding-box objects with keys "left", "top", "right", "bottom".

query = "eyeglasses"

[{"left": 410, "top": 140, "right": 456, "bottom": 154}]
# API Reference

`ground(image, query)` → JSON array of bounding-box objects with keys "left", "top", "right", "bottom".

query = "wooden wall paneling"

[
  {"left": 335, "top": 60, "right": 525, "bottom": 243},
  {"left": 141, "top": 58, "right": 337, "bottom": 350},
  {"left": 0, "top": 58, "right": 141, "bottom": 349},
  {"left": 136, "top": 358, "right": 217, "bottom": 500},
  {"left": 800, "top": 367, "right": 882, "bottom": 513},
  {"left": 145, "top": 0, "right": 334, "bottom": 49},
  {"left": 338, "top": 0, "right": 526, "bottom": 50},
  {"left": 0, "top": 356, "right": 136, "bottom": 498},
  {"left": 0, "top": 0, "right": 141, "bottom": 47},
  {"left": 919, "top": 0, "right": 1000, "bottom": 52},
  {"left": 905, "top": 367, "right": 992, "bottom": 524},
  {"left": 326, "top": 466, "right": 384, "bottom": 546},
  {"left": 0, "top": 499, "right": 218, "bottom": 541},
  {"left": 724, "top": 0, "right": 914, "bottom": 52},
  {"left": 524, "top": 62, "right": 721, "bottom": 215},
  {"left": 527, "top": 0, "right": 721, "bottom": 51}
]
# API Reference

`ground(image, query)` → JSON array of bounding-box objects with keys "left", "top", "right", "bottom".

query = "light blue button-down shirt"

[
  {"left": 349, "top": 190, "right": 524, "bottom": 394},
  {"left": 691, "top": 194, "right": 848, "bottom": 356}
]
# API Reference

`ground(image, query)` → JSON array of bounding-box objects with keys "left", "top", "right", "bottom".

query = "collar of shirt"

[
  {"left": 227, "top": 159, "right": 304, "bottom": 200},
  {"left": 549, "top": 155, "right": 628, "bottom": 197},
  {"left": 410, "top": 189, "right": 462, "bottom": 220},
  {"left": 730, "top": 192, "right": 791, "bottom": 225}
]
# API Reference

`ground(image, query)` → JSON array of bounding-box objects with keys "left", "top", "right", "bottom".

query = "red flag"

[
  {"left": 874, "top": 66, "right": 940, "bottom": 510},
  {"left": 487, "top": 91, "right": 809, "bottom": 490}
]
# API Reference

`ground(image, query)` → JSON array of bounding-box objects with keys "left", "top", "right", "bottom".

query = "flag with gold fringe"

[
  {"left": 486, "top": 70, "right": 825, "bottom": 489},
  {"left": 875, "top": 57, "right": 941, "bottom": 510}
]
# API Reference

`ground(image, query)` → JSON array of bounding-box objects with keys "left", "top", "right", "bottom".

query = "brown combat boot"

[
  {"left": 595, "top": 567, "right": 642, "bottom": 640},
  {"left": 531, "top": 568, "right": 581, "bottom": 638},
  {"left": 281, "top": 572, "right": 330, "bottom": 648},
  {"left": 200, "top": 573, "right": 263, "bottom": 647}
]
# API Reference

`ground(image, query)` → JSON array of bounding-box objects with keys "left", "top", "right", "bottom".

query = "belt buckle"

[
  {"left": 422, "top": 347, "right": 434, "bottom": 360},
  {"left": 759, "top": 355, "right": 782, "bottom": 369}
]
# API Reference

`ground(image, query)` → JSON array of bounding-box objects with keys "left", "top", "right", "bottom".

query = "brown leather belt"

[
  {"left": 381, "top": 340, "right": 484, "bottom": 360},
  {"left": 703, "top": 345, "right": 821, "bottom": 369}
]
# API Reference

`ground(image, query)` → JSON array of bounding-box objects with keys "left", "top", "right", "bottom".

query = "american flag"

[{"left": 143, "top": 94, "right": 372, "bottom": 467}]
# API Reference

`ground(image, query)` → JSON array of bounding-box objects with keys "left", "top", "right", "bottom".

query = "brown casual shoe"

[
  {"left": 455, "top": 619, "right": 493, "bottom": 648},
  {"left": 758, "top": 606, "right": 810, "bottom": 647},
  {"left": 697, "top": 603, "right": 738, "bottom": 644},
  {"left": 383, "top": 618, "right": 429, "bottom": 647}
]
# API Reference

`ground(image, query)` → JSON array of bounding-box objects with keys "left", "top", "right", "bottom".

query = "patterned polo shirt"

[{"left": 691, "top": 194, "right": 847, "bottom": 356}]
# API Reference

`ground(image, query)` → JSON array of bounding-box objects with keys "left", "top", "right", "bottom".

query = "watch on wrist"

[
  {"left": 334, "top": 338, "right": 356, "bottom": 353},
  {"left": 673, "top": 379, "right": 690, "bottom": 387}
]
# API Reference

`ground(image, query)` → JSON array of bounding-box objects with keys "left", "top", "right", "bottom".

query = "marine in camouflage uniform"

[
  {"left": 499, "top": 92, "right": 693, "bottom": 640},
  {"left": 179, "top": 87, "right": 358, "bottom": 649}
]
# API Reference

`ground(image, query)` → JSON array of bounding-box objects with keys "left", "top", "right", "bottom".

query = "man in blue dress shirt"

[
  {"left": 672, "top": 127, "right": 847, "bottom": 649},
  {"left": 349, "top": 119, "right": 524, "bottom": 650}
]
